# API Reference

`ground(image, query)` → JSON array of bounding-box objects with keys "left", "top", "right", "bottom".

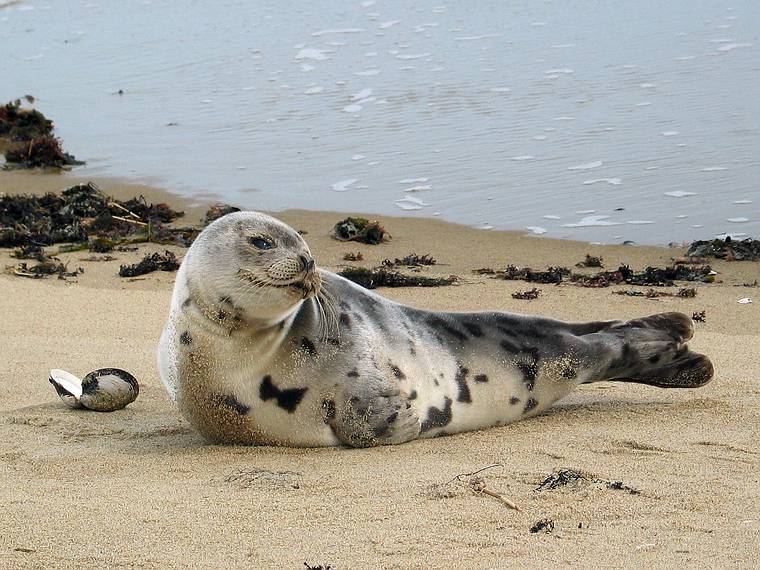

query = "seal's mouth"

[
  {"left": 237, "top": 268, "right": 321, "bottom": 300},
  {"left": 288, "top": 279, "right": 319, "bottom": 299}
]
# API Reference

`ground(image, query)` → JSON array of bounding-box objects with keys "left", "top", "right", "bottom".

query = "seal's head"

[{"left": 184, "top": 211, "right": 320, "bottom": 323}]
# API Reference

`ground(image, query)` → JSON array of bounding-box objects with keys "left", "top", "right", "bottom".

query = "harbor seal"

[{"left": 157, "top": 211, "right": 714, "bottom": 447}]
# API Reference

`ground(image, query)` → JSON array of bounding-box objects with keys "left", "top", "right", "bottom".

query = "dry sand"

[{"left": 1, "top": 172, "right": 759, "bottom": 569}]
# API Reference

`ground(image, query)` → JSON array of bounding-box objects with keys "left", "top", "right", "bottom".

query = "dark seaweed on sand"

[
  {"left": 0, "top": 100, "right": 52, "bottom": 141},
  {"left": 118, "top": 251, "right": 180, "bottom": 277},
  {"left": 571, "top": 264, "right": 713, "bottom": 287},
  {"left": 0, "top": 182, "right": 185, "bottom": 248},
  {"left": 203, "top": 203, "right": 241, "bottom": 226},
  {"left": 687, "top": 237, "right": 760, "bottom": 261},
  {"left": 12, "top": 257, "right": 83, "bottom": 280},
  {"left": 502, "top": 265, "right": 570, "bottom": 284},
  {"left": 512, "top": 288, "right": 541, "bottom": 300},
  {"left": 576, "top": 254, "right": 604, "bottom": 268},
  {"left": 692, "top": 311, "right": 706, "bottom": 323},
  {"left": 338, "top": 267, "right": 456, "bottom": 289},
  {"left": 535, "top": 468, "right": 639, "bottom": 495},
  {"left": 0, "top": 100, "right": 81, "bottom": 169},
  {"left": 382, "top": 253, "right": 436, "bottom": 267},
  {"left": 529, "top": 519, "right": 555, "bottom": 534},
  {"left": 332, "top": 217, "right": 387, "bottom": 245}
]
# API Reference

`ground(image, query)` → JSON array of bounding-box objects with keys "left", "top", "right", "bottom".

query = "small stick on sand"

[
  {"left": 444, "top": 464, "right": 523, "bottom": 512},
  {"left": 469, "top": 477, "right": 523, "bottom": 512},
  {"left": 112, "top": 215, "right": 148, "bottom": 227},
  {"left": 109, "top": 202, "right": 142, "bottom": 220}
]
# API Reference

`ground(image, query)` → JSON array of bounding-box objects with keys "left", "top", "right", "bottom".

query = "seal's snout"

[{"left": 299, "top": 254, "right": 315, "bottom": 272}]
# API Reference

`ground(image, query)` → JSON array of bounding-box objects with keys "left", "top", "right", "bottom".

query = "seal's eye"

[{"left": 249, "top": 236, "right": 275, "bottom": 250}]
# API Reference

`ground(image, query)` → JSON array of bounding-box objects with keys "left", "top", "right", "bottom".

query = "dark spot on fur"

[
  {"left": 409, "top": 343, "right": 416, "bottom": 356},
  {"left": 339, "top": 312, "right": 352, "bottom": 329},
  {"left": 180, "top": 331, "right": 192, "bottom": 345},
  {"left": 509, "top": 396, "right": 520, "bottom": 405},
  {"left": 301, "top": 337, "right": 316, "bottom": 356},
  {"left": 500, "top": 339, "right": 520, "bottom": 353},
  {"left": 182, "top": 297, "right": 192, "bottom": 308},
  {"left": 611, "top": 342, "right": 635, "bottom": 371},
  {"left": 455, "top": 366, "right": 472, "bottom": 403},
  {"left": 390, "top": 364, "right": 406, "bottom": 380},
  {"left": 347, "top": 370, "right": 359, "bottom": 378},
  {"left": 387, "top": 411, "right": 398, "bottom": 424},
  {"left": 517, "top": 347, "right": 541, "bottom": 390},
  {"left": 217, "top": 309, "right": 227, "bottom": 321},
  {"left": 463, "top": 322, "right": 484, "bottom": 337},
  {"left": 259, "top": 376, "right": 308, "bottom": 413},
  {"left": 215, "top": 394, "right": 250, "bottom": 415},
  {"left": 321, "top": 399, "right": 336, "bottom": 423},
  {"left": 648, "top": 354, "right": 661, "bottom": 364},
  {"left": 561, "top": 367, "right": 577, "bottom": 379},
  {"left": 409, "top": 390, "right": 418, "bottom": 400},
  {"left": 474, "top": 374, "right": 488, "bottom": 383},
  {"left": 517, "top": 362, "right": 538, "bottom": 391},
  {"left": 433, "top": 378, "right": 439, "bottom": 386},
  {"left": 427, "top": 316, "right": 468, "bottom": 343},
  {"left": 326, "top": 337, "right": 341, "bottom": 346},
  {"left": 420, "top": 397, "right": 453, "bottom": 432},
  {"left": 523, "top": 397, "right": 538, "bottom": 413},
  {"left": 219, "top": 296, "right": 234, "bottom": 306},
  {"left": 339, "top": 301, "right": 351, "bottom": 311}
]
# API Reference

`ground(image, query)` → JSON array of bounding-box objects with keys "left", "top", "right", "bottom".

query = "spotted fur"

[{"left": 158, "top": 211, "right": 715, "bottom": 448}]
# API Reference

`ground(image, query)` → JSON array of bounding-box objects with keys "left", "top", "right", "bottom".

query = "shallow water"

[{"left": 1, "top": 0, "right": 759, "bottom": 244}]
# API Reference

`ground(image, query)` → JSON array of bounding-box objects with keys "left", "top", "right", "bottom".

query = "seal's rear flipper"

[
  {"left": 588, "top": 312, "right": 715, "bottom": 389},
  {"left": 621, "top": 351, "right": 714, "bottom": 388}
]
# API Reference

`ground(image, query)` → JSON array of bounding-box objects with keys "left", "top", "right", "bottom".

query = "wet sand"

[{"left": 1, "top": 172, "right": 758, "bottom": 569}]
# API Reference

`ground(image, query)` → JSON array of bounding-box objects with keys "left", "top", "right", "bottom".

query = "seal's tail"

[{"left": 589, "top": 312, "right": 714, "bottom": 388}]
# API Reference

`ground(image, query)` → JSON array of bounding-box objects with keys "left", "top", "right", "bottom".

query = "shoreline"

[
  {"left": 1, "top": 169, "right": 759, "bottom": 568},
  {"left": 4, "top": 169, "right": 752, "bottom": 250}
]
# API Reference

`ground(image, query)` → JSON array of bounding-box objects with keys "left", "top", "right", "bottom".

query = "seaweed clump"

[
  {"left": 529, "top": 519, "right": 555, "bottom": 534},
  {"left": 382, "top": 253, "right": 436, "bottom": 267},
  {"left": 571, "top": 264, "right": 713, "bottom": 288},
  {"left": 576, "top": 254, "right": 603, "bottom": 268},
  {"left": 342, "top": 252, "right": 364, "bottom": 262},
  {"left": 10, "top": 254, "right": 83, "bottom": 280},
  {"left": 502, "top": 265, "right": 570, "bottom": 284},
  {"left": 0, "top": 182, "right": 185, "bottom": 248},
  {"left": 338, "top": 267, "right": 457, "bottom": 289},
  {"left": 612, "top": 287, "right": 697, "bottom": 299},
  {"left": 687, "top": 237, "right": 760, "bottom": 261},
  {"left": 203, "top": 203, "right": 241, "bottom": 225},
  {"left": 0, "top": 99, "right": 81, "bottom": 169},
  {"left": 332, "top": 217, "right": 387, "bottom": 245},
  {"left": 535, "top": 468, "right": 639, "bottom": 495},
  {"left": 512, "top": 288, "right": 541, "bottom": 300},
  {"left": 118, "top": 251, "right": 180, "bottom": 277}
]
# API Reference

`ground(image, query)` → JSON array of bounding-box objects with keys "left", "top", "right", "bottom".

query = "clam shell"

[
  {"left": 79, "top": 368, "right": 139, "bottom": 412},
  {"left": 49, "top": 369, "right": 84, "bottom": 409}
]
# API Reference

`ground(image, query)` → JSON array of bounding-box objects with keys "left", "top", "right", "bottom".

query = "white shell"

[
  {"left": 49, "top": 368, "right": 139, "bottom": 412},
  {"left": 49, "top": 369, "right": 84, "bottom": 409}
]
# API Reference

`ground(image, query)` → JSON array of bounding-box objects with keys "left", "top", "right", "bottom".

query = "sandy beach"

[{"left": 1, "top": 172, "right": 758, "bottom": 569}]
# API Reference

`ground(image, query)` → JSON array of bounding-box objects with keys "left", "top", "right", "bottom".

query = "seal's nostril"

[{"left": 299, "top": 255, "right": 314, "bottom": 271}]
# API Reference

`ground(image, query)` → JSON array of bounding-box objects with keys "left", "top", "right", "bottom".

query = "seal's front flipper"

[
  {"left": 330, "top": 382, "right": 421, "bottom": 448},
  {"left": 591, "top": 312, "right": 714, "bottom": 388}
]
